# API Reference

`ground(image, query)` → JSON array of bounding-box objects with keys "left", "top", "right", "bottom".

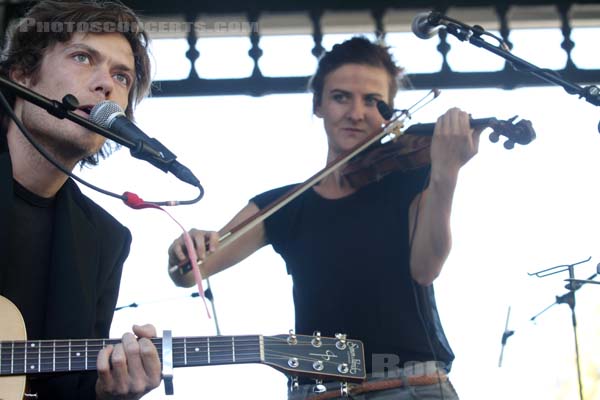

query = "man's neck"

[{"left": 7, "top": 128, "right": 75, "bottom": 198}]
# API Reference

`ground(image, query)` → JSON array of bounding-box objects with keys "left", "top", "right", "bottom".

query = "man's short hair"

[{"left": 0, "top": 0, "right": 152, "bottom": 166}]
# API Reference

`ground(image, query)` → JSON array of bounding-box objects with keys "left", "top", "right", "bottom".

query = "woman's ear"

[{"left": 313, "top": 96, "right": 323, "bottom": 118}]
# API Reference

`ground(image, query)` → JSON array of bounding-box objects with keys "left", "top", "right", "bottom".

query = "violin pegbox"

[{"left": 488, "top": 115, "right": 536, "bottom": 150}]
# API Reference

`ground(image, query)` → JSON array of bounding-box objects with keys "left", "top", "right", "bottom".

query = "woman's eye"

[
  {"left": 364, "top": 96, "right": 380, "bottom": 106},
  {"left": 333, "top": 93, "right": 348, "bottom": 102}
]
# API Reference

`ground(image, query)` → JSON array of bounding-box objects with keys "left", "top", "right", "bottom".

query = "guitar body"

[{"left": 0, "top": 296, "right": 27, "bottom": 400}]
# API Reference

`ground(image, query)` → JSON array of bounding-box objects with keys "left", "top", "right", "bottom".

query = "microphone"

[
  {"left": 377, "top": 100, "right": 410, "bottom": 121},
  {"left": 90, "top": 100, "right": 200, "bottom": 187},
  {"left": 376, "top": 100, "right": 394, "bottom": 120},
  {"left": 411, "top": 11, "right": 444, "bottom": 39}
]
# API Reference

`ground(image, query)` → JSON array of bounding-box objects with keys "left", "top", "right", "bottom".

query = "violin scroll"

[{"left": 487, "top": 115, "right": 536, "bottom": 149}]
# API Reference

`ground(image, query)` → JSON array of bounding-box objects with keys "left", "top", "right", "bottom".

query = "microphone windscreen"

[
  {"left": 411, "top": 12, "right": 433, "bottom": 40},
  {"left": 376, "top": 100, "right": 394, "bottom": 120},
  {"left": 90, "top": 100, "right": 124, "bottom": 128}
]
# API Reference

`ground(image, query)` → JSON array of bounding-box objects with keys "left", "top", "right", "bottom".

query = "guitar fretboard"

[{"left": 0, "top": 335, "right": 262, "bottom": 376}]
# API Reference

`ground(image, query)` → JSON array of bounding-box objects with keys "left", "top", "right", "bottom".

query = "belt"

[{"left": 306, "top": 372, "right": 448, "bottom": 400}]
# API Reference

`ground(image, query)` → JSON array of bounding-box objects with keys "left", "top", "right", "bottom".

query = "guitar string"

[
  {"left": 1, "top": 338, "right": 350, "bottom": 353},
  {"left": 0, "top": 335, "right": 346, "bottom": 346},
  {"left": 2, "top": 350, "right": 353, "bottom": 366},
  {"left": 3, "top": 352, "right": 354, "bottom": 375}
]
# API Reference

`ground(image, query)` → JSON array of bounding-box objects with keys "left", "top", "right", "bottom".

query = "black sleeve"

[
  {"left": 250, "top": 183, "right": 298, "bottom": 255},
  {"left": 251, "top": 184, "right": 297, "bottom": 209}
]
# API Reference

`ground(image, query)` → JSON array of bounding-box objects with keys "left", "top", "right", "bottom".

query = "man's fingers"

[{"left": 140, "top": 337, "right": 162, "bottom": 387}]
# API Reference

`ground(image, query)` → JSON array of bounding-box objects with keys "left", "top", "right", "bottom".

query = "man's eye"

[
  {"left": 114, "top": 73, "right": 131, "bottom": 86},
  {"left": 73, "top": 53, "right": 90, "bottom": 64}
]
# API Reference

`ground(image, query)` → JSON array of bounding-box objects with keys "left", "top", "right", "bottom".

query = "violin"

[{"left": 342, "top": 114, "right": 536, "bottom": 188}]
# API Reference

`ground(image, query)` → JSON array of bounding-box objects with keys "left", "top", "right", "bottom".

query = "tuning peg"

[
  {"left": 503, "top": 140, "right": 515, "bottom": 150},
  {"left": 489, "top": 132, "right": 500, "bottom": 143},
  {"left": 312, "top": 331, "right": 322, "bottom": 347},
  {"left": 339, "top": 382, "right": 350, "bottom": 397},
  {"left": 287, "top": 329, "right": 298, "bottom": 345},
  {"left": 312, "top": 380, "right": 326, "bottom": 394},
  {"left": 289, "top": 376, "right": 299, "bottom": 392},
  {"left": 335, "top": 333, "right": 347, "bottom": 350},
  {"left": 313, "top": 360, "right": 325, "bottom": 371}
]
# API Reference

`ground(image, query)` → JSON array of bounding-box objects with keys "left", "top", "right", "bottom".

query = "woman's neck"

[{"left": 313, "top": 171, "right": 356, "bottom": 199}]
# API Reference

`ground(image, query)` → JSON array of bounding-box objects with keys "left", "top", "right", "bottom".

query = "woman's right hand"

[
  {"left": 167, "top": 202, "right": 267, "bottom": 287},
  {"left": 167, "top": 229, "right": 220, "bottom": 269}
]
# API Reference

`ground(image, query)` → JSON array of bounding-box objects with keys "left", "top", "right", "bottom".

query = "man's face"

[
  {"left": 315, "top": 63, "right": 390, "bottom": 159},
  {"left": 13, "top": 32, "right": 135, "bottom": 163}
]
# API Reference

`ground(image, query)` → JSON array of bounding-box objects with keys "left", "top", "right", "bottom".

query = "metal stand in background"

[
  {"left": 202, "top": 278, "right": 222, "bottom": 336},
  {"left": 528, "top": 256, "right": 600, "bottom": 400},
  {"left": 498, "top": 306, "right": 514, "bottom": 368}
]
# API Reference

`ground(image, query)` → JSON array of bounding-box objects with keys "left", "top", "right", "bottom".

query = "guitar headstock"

[
  {"left": 262, "top": 331, "right": 366, "bottom": 383},
  {"left": 488, "top": 116, "right": 536, "bottom": 149}
]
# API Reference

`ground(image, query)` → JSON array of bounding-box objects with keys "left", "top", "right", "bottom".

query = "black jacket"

[{"left": 0, "top": 150, "right": 132, "bottom": 399}]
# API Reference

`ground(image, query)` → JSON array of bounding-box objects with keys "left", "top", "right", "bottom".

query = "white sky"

[{"left": 78, "top": 27, "right": 600, "bottom": 399}]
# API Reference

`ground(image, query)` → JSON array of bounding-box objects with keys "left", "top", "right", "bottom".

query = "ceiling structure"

[{"left": 1, "top": 0, "right": 599, "bottom": 98}]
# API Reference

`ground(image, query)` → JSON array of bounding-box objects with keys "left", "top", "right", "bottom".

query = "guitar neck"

[{"left": 0, "top": 335, "right": 262, "bottom": 376}]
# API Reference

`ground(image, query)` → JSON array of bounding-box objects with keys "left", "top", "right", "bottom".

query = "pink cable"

[{"left": 123, "top": 191, "right": 211, "bottom": 318}]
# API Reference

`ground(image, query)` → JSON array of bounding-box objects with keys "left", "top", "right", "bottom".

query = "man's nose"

[{"left": 92, "top": 67, "right": 114, "bottom": 98}]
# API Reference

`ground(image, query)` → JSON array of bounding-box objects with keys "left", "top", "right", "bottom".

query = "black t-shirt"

[
  {"left": 2, "top": 180, "right": 55, "bottom": 340},
  {"left": 251, "top": 167, "right": 454, "bottom": 373}
]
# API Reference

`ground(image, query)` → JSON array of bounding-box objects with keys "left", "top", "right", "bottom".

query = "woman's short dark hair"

[
  {"left": 309, "top": 36, "right": 404, "bottom": 112},
  {"left": 0, "top": 0, "right": 152, "bottom": 166}
]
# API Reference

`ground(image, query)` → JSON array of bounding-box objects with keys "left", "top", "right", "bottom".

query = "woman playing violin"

[{"left": 168, "top": 36, "right": 480, "bottom": 399}]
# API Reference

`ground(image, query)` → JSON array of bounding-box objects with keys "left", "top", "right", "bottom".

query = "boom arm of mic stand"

[
  {"left": 441, "top": 21, "right": 600, "bottom": 130},
  {"left": 0, "top": 76, "right": 140, "bottom": 148},
  {"left": 467, "top": 35, "right": 600, "bottom": 105}
]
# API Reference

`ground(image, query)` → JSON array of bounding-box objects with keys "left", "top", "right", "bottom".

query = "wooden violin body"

[{"left": 342, "top": 116, "right": 536, "bottom": 188}]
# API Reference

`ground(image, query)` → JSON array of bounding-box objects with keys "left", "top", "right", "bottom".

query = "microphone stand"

[
  {"left": 528, "top": 256, "right": 597, "bottom": 400},
  {"left": 0, "top": 75, "right": 201, "bottom": 187},
  {"left": 428, "top": 12, "right": 600, "bottom": 133},
  {"left": 498, "top": 306, "right": 514, "bottom": 368}
]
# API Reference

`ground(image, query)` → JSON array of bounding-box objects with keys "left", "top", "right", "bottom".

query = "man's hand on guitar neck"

[{"left": 96, "top": 324, "right": 162, "bottom": 400}]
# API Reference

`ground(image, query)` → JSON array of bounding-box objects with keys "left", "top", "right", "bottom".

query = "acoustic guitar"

[{"left": 0, "top": 295, "right": 365, "bottom": 399}]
